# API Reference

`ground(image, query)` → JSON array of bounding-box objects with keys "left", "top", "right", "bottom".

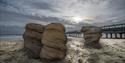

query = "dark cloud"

[
  {"left": 0, "top": 0, "right": 7, "bottom": 5},
  {"left": 30, "top": 1, "right": 59, "bottom": 12}
]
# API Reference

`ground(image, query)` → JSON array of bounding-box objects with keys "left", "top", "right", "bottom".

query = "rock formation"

[
  {"left": 81, "top": 26, "right": 102, "bottom": 49},
  {"left": 23, "top": 23, "right": 44, "bottom": 58},
  {"left": 40, "top": 23, "right": 67, "bottom": 61}
]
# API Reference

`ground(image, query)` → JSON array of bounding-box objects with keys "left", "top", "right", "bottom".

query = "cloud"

[{"left": 0, "top": 0, "right": 125, "bottom": 34}]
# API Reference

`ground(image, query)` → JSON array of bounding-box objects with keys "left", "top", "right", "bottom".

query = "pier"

[{"left": 66, "top": 23, "right": 125, "bottom": 39}]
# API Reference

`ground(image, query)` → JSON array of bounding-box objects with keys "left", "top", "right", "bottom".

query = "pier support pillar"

[
  {"left": 106, "top": 33, "right": 108, "bottom": 38},
  {"left": 115, "top": 33, "right": 118, "bottom": 38},
  {"left": 119, "top": 33, "right": 122, "bottom": 39},
  {"left": 110, "top": 33, "right": 112, "bottom": 38}
]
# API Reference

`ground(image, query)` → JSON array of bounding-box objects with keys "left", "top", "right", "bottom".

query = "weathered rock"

[
  {"left": 42, "top": 23, "right": 67, "bottom": 50},
  {"left": 81, "top": 26, "right": 102, "bottom": 49},
  {"left": 40, "top": 46, "right": 66, "bottom": 61},
  {"left": 40, "top": 23, "right": 67, "bottom": 61},
  {"left": 23, "top": 23, "right": 44, "bottom": 58}
]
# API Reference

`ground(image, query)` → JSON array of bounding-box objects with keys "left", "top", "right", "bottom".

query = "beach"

[{"left": 0, "top": 37, "right": 125, "bottom": 63}]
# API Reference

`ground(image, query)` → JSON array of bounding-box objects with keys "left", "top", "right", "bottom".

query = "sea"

[{"left": 0, "top": 35, "right": 22, "bottom": 40}]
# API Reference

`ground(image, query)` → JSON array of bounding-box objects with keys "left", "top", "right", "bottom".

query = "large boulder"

[
  {"left": 40, "top": 23, "right": 67, "bottom": 60},
  {"left": 23, "top": 23, "right": 44, "bottom": 58},
  {"left": 81, "top": 26, "right": 102, "bottom": 49},
  {"left": 42, "top": 23, "right": 67, "bottom": 50}
]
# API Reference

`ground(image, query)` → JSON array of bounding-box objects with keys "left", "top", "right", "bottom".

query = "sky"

[{"left": 0, "top": 0, "right": 125, "bottom": 34}]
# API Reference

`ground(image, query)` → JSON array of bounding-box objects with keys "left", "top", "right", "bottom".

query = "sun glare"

[
  {"left": 71, "top": 16, "right": 83, "bottom": 23},
  {"left": 71, "top": 16, "right": 94, "bottom": 24}
]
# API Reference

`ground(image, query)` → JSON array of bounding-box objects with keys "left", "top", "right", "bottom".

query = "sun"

[{"left": 71, "top": 16, "right": 83, "bottom": 23}]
